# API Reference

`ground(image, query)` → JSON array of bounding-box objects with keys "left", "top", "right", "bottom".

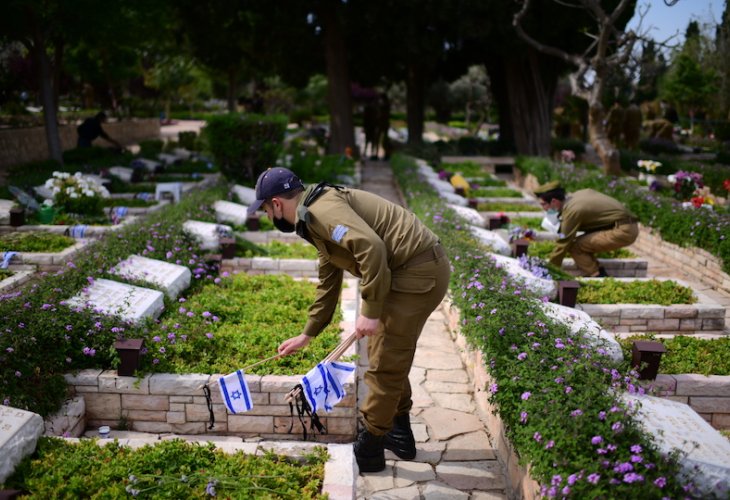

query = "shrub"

[
  {"left": 619, "top": 335, "right": 730, "bottom": 376},
  {"left": 0, "top": 232, "right": 75, "bottom": 253},
  {"left": 45, "top": 171, "right": 110, "bottom": 216},
  {"left": 639, "top": 138, "right": 681, "bottom": 156},
  {"left": 577, "top": 278, "right": 696, "bottom": 305},
  {"left": 62, "top": 147, "right": 117, "bottom": 165},
  {"left": 204, "top": 113, "right": 287, "bottom": 183},
  {"left": 178, "top": 131, "right": 198, "bottom": 151},
  {"left": 551, "top": 137, "right": 586, "bottom": 155},
  {"left": 138, "top": 139, "right": 164, "bottom": 158}
]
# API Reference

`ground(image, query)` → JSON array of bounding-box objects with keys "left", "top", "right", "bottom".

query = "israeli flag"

[
  {"left": 301, "top": 361, "right": 356, "bottom": 414},
  {"left": 218, "top": 370, "right": 253, "bottom": 413},
  {"left": 114, "top": 206, "right": 129, "bottom": 218},
  {"left": 69, "top": 225, "right": 87, "bottom": 238},
  {"left": 1, "top": 251, "right": 17, "bottom": 269}
]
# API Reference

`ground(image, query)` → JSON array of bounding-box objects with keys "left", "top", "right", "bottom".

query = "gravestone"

[
  {"left": 155, "top": 182, "right": 182, "bottom": 203},
  {"left": 111, "top": 254, "right": 191, "bottom": 299},
  {"left": 540, "top": 301, "right": 623, "bottom": 362},
  {"left": 0, "top": 199, "right": 16, "bottom": 225},
  {"left": 232, "top": 185, "right": 257, "bottom": 206},
  {"left": 623, "top": 394, "right": 730, "bottom": 498},
  {"left": 182, "top": 220, "right": 232, "bottom": 251},
  {"left": 469, "top": 225, "right": 510, "bottom": 255},
  {"left": 66, "top": 278, "right": 164, "bottom": 323},
  {"left": 214, "top": 200, "right": 249, "bottom": 226},
  {"left": 158, "top": 153, "right": 181, "bottom": 166},
  {"left": 134, "top": 158, "right": 162, "bottom": 173},
  {"left": 440, "top": 191, "right": 468, "bottom": 207},
  {"left": 172, "top": 148, "right": 193, "bottom": 160},
  {"left": 489, "top": 253, "right": 557, "bottom": 299},
  {"left": 0, "top": 405, "right": 44, "bottom": 483},
  {"left": 448, "top": 204, "right": 485, "bottom": 228},
  {"left": 109, "top": 166, "right": 134, "bottom": 183}
]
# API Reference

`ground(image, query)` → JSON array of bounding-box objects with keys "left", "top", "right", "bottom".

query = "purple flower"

[
  {"left": 159, "top": 347, "right": 166, "bottom": 353},
  {"left": 521, "top": 392, "right": 531, "bottom": 400},
  {"left": 570, "top": 409, "right": 583, "bottom": 417},
  {"left": 520, "top": 411, "right": 528, "bottom": 423},
  {"left": 551, "top": 474, "right": 562, "bottom": 486},
  {"left": 630, "top": 444, "right": 642, "bottom": 454},
  {"left": 654, "top": 477, "right": 666, "bottom": 488},
  {"left": 591, "top": 436, "right": 603, "bottom": 445},
  {"left": 567, "top": 474, "right": 578, "bottom": 485},
  {"left": 612, "top": 422, "right": 623, "bottom": 433},
  {"left": 517, "top": 352, "right": 527, "bottom": 361},
  {"left": 41, "top": 303, "right": 53, "bottom": 310},
  {"left": 15, "top": 371, "right": 22, "bottom": 377},
  {"left": 614, "top": 462, "right": 633, "bottom": 473},
  {"left": 598, "top": 411, "right": 607, "bottom": 421},
  {"left": 202, "top": 311, "right": 212, "bottom": 318},
  {"left": 587, "top": 473, "right": 601, "bottom": 485},
  {"left": 206, "top": 332, "right": 214, "bottom": 339},
  {"left": 153, "top": 336, "right": 161, "bottom": 343},
  {"left": 533, "top": 432, "right": 542, "bottom": 442},
  {"left": 489, "top": 383, "right": 498, "bottom": 393},
  {"left": 545, "top": 440, "right": 554, "bottom": 449},
  {"left": 623, "top": 472, "right": 644, "bottom": 483}
]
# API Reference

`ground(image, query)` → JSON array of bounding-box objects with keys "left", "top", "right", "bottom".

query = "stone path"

[{"left": 355, "top": 161, "right": 508, "bottom": 499}]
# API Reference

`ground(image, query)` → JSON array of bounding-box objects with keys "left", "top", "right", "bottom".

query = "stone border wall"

[
  {"left": 63, "top": 278, "right": 359, "bottom": 443},
  {"left": 652, "top": 374, "right": 730, "bottom": 430},
  {"left": 563, "top": 258, "right": 647, "bottom": 278},
  {"left": 0, "top": 216, "right": 137, "bottom": 240},
  {"left": 0, "top": 119, "right": 160, "bottom": 170},
  {"left": 577, "top": 278, "right": 725, "bottom": 336},
  {"left": 221, "top": 257, "right": 319, "bottom": 278},
  {"left": 2, "top": 238, "right": 95, "bottom": 272},
  {"left": 0, "top": 266, "right": 34, "bottom": 295}
]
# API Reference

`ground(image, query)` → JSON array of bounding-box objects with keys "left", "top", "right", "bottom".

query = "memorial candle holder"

[
  {"left": 558, "top": 280, "right": 580, "bottom": 308},
  {"left": 511, "top": 238, "right": 529, "bottom": 258},
  {"left": 114, "top": 339, "right": 144, "bottom": 377},
  {"left": 245, "top": 216, "right": 260, "bottom": 231},
  {"left": 631, "top": 340, "right": 666, "bottom": 380},
  {"left": 220, "top": 237, "right": 236, "bottom": 260}
]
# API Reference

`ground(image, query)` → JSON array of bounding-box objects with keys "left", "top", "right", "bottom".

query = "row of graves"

[
  {"left": 1, "top": 171, "right": 362, "bottom": 497},
  {"left": 416, "top": 157, "right": 730, "bottom": 497}
]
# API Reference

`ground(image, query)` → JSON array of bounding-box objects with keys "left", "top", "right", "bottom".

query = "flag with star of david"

[
  {"left": 218, "top": 370, "right": 253, "bottom": 413},
  {"left": 301, "top": 361, "right": 356, "bottom": 414}
]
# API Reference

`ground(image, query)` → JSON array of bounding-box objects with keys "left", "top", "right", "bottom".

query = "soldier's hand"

[
  {"left": 355, "top": 315, "right": 380, "bottom": 338},
  {"left": 278, "top": 334, "right": 311, "bottom": 356}
]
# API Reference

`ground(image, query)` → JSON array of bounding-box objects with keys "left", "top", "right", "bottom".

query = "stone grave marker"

[
  {"left": 111, "top": 254, "right": 191, "bottom": 299},
  {"left": 469, "top": 225, "right": 510, "bottom": 255},
  {"left": 66, "top": 278, "right": 164, "bottom": 323},
  {"left": 172, "top": 148, "right": 193, "bottom": 160},
  {"left": 109, "top": 166, "right": 134, "bottom": 183},
  {"left": 448, "top": 204, "right": 485, "bottom": 228},
  {"left": 489, "top": 252, "right": 557, "bottom": 299},
  {"left": 0, "top": 405, "right": 44, "bottom": 483},
  {"left": 214, "top": 200, "right": 249, "bottom": 226},
  {"left": 623, "top": 394, "right": 730, "bottom": 498},
  {"left": 182, "top": 220, "right": 232, "bottom": 251},
  {"left": 158, "top": 153, "right": 181, "bottom": 166},
  {"left": 134, "top": 158, "right": 162, "bottom": 172},
  {"left": 0, "top": 199, "right": 16, "bottom": 225},
  {"left": 232, "top": 185, "right": 257, "bottom": 206}
]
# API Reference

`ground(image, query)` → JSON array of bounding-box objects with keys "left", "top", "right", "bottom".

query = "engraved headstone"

[
  {"left": 440, "top": 191, "right": 468, "bottom": 206},
  {"left": 109, "top": 166, "right": 134, "bottom": 183},
  {"left": 623, "top": 394, "right": 730, "bottom": 498},
  {"left": 489, "top": 252, "right": 557, "bottom": 299},
  {"left": 0, "top": 405, "right": 44, "bottom": 483},
  {"left": 182, "top": 220, "right": 232, "bottom": 251},
  {"left": 111, "top": 255, "right": 191, "bottom": 299},
  {"left": 232, "top": 185, "right": 257, "bottom": 206},
  {"left": 470, "top": 225, "right": 511, "bottom": 255},
  {"left": 540, "top": 301, "right": 623, "bottom": 362},
  {"left": 66, "top": 278, "right": 164, "bottom": 323},
  {"left": 214, "top": 200, "right": 250, "bottom": 227},
  {"left": 448, "top": 204, "right": 485, "bottom": 228}
]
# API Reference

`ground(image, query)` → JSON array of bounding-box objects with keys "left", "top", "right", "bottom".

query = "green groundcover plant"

[
  {"left": 508, "top": 216, "right": 544, "bottom": 230},
  {"left": 472, "top": 187, "right": 524, "bottom": 198},
  {"left": 235, "top": 239, "right": 319, "bottom": 260},
  {"left": 2, "top": 438, "right": 328, "bottom": 499},
  {"left": 527, "top": 240, "right": 635, "bottom": 260},
  {"left": 516, "top": 156, "right": 730, "bottom": 274},
  {"left": 577, "top": 278, "right": 696, "bottom": 306},
  {"left": 476, "top": 201, "right": 542, "bottom": 212},
  {"left": 0, "top": 269, "right": 13, "bottom": 280},
  {"left": 619, "top": 335, "right": 730, "bottom": 376},
  {"left": 467, "top": 175, "right": 507, "bottom": 187},
  {"left": 392, "top": 153, "right": 701, "bottom": 498},
  {"left": 0, "top": 232, "right": 76, "bottom": 253}
]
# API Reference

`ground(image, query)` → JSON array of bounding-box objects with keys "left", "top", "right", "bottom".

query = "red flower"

[
  {"left": 723, "top": 179, "right": 730, "bottom": 191},
  {"left": 691, "top": 196, "right": 705, "bottom": 208}
]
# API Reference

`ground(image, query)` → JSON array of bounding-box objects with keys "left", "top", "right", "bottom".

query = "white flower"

[
  {"left": 84, "top": 189, "right": 95, "bottom": 197},
  {"left": 74, "top": 172, "right": 83, "bottom": 178},
  {"left": 69, "top": 192, "right": 79, "bottom": 199}
]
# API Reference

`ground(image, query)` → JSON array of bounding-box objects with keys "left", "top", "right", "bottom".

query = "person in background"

[
  {"left": 77, "top": 112, "right": 122, "bottom": 149},
  {"left": 534, "top": 181, "right": 639, "bottom": 277},
  {"left": 248, "top": 167, "right": 450, "bottom": 473}
]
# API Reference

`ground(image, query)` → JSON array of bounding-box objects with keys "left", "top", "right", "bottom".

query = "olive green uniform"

[
  {"left": 550, "top": 189, "right": 639, "bottom": 276},
  {"left": 296, "top": 184, "right": 451, "bottom": 435}
]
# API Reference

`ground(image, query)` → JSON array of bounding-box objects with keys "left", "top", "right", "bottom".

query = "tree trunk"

[
  {"left": 588, "top": 102, "right": 621, "bottom": 175},
  {"left": 502, "top": 49, "right": 557, "bottom": 156},
  {"left": 31, "top": 26, "right": 63, "bottom": 164},
  {"left": 321, "top": 2, "right": 355, "bottom": 155},
  {"left": 52, "top": 38, "right": 64, "bottom": 111},
  {"left": 486, "top": 57, "right": 515, "bottom": 152},
  {"left": 227, "top": 68, "right": 237, "bottom": 113},
  {"left": 406, "top": 62, "right": 425, "bottom": 146}
]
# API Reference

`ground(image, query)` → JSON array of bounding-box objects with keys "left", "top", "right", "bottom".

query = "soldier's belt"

[{"left": 399, "top": 243, "right": 445, "bottom": 269}]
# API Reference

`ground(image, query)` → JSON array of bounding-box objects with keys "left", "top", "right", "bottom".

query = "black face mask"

[{"left": 273, "top": 216, "right": 296, "bottom": 233}]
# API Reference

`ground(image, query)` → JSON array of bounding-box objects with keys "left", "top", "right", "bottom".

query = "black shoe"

[
  {"left": 384, "top": 413, "right": 416, "bottom": 460},
  {"left": 354, "top": 429, "right": 385, "bottom": 473}
]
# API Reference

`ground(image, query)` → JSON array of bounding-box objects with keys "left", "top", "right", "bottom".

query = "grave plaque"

[
  {"left": 158, "top": 153, "right": 181, "bottom": 166},
  {"left": 0, "top": 199, "right": 15, "bottom": 225},
  {"left": 232, "top": 185, "right": 257, "bottom": 206},
  {"left": 448, "top": 204, "right": 485, "bottom": 228},
  {"left": 0, "top": 405, "right": 44, "bottom": 483},
  {"left": 109, "top": 166, "right": 134, "bottom": 183},
  {"left": 172, "top": 148, "right": 193, "bottom": 160},
  {"left": 135, "top": 158, "right": 162, "bottom": 172},
  {"left": 623, "top": 394, "right": 730, "bottom": 497},
  {"left": 469, "top": 225, "right": 510, "bottom": 255},
  {"left": 111, "top": 255, "right": 191, "bottom": 299},
  {"left": 66, "top": 278, "right": 164, "bottom": 323},
  {"left": 489, "top": 253, "right": 556, "bottom": 299},
  {"left": 182, "top": 220, "right": 232, "bottom": 251},
  {"left": 214, "top": 200, "right": 249, "bottom": 226}
]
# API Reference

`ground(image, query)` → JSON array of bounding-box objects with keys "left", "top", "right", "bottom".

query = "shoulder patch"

[{"left": 331, "top": 224, "right": 349, "bottom": 243}]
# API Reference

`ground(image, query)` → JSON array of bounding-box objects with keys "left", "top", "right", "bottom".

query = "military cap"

[{"left": 534, "top": 180, "right": 562, "bottom": 195}]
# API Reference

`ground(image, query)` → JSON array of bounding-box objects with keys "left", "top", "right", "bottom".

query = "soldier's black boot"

[
  {"left": 354, "top": 429, "right": 385, "bottom": 473},
  {"left": 384, "top": 413, "right": 416, "bottom": 460}
]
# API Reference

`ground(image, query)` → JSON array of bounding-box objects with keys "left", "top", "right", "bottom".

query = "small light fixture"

[
  {"left": 631, "top": 341, "right": 667, "bottom": 380},
  {"left": 511, "top": 238, "right": 529, "bottom": 257},
  {"left": 114, "top": 339, "right": 144, "bottom": 377},
  {"left": 558, "top": 280, "right": 581, "bottom": 308},
  {"left": 220, "top": 237, "right": 236, "bottom": 259},
  {"left": 245, "top": 216, "right": 260, "bottom": 231}
]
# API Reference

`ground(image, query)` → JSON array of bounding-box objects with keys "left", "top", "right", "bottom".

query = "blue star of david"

[
  {"left": 231, "top": 390, "right": 242, "bottom": 400},
  {"left": 313, "top": 385, "right": 324, "bottom": 396}
]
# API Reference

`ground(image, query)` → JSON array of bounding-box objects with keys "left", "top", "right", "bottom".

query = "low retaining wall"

[
  {"left": 0, "top": 119, "right": 161, "bottom": 170},
  {"left": 652, "top": 374, "right": 730, "bottom": 430},
  {"left": 221, "top": 257, "right": 319, "bottom": 278},
  {"left": 1, "top": 238, "right": 95, "bottom": 272},
  {"left": 563, "top": 258, "right": 648, "bottom": 278},
  {"left": 578, "top": 278, "right": 725, "bottom": 336}
]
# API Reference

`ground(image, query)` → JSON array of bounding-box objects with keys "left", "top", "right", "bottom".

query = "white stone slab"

[
  {"left": 0, "top": 199, "right": 15, "bottom": 225},
  {"left": 109, "top": 166, "right": 134, "bottom": 183},
  {"left": 440, "top": 191, "right": 468, "bottom": 206},
  {"left": 182, "top": 220, "right": 232, "bottom": 251},
  {"left": 158, "top": 153, "right": 181, "bottom": 166},
  {"left": 469, "top": 225, "right": 510, "bottom": 255},
  {"left": 0, "top": 405, "right": 44, "bottom": 483},
  {"left": 448, "top": 204, "right": 485, "bottom": 227},
  {"left": 135, "top": 158, "right": 162, "bottom": 172},
  {"left": 66, "top": 278, "right": 164, "bottom": 323},
  {"left": 214, "top": 200, "right": 249, "bottom": 226},
  {"left": 428, "top": 177, "right": 456, "bottom": 194},
  {"left": 172, "top": 148, "right": 193, "bottom": 160},
  {"left": 155, "top": 182, "right": 183, "bottom": 203},
  {"left": 111, "top": 254, "right": 191, "bottom": 299},
  {"left": 232, "top": 185, "right": 258, "bottom": 206},
  {"left": 489, "top": 253, "right": 556, "bottom": 299},
  {"left": 539, "top": 301, "right": 623, "bottom": 362},
  {"left": 623, "top": 394, "right": 730, "bottom": 498}
]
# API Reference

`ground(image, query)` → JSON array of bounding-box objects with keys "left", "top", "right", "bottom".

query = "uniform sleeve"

[
  {"left": 311, "top": 199, "right": 390, "bottom": 319},
  {"left": 302, "top": 258, "right": 343, "bottom": 337},
  {"left": 549, "top": 208, "right": 580, "bottom": 267}
]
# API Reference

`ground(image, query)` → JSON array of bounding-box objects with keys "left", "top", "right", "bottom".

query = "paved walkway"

[{"left": 355, "top": 161, "right": 509, "bottom": 499}]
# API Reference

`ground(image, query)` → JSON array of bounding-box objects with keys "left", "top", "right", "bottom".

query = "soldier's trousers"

[
  {"left": 570, "top": 222, "right": 639, "bottom": 276},
  {"left": 360, "top": 249, "right": 451, "bottom": 436}
]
